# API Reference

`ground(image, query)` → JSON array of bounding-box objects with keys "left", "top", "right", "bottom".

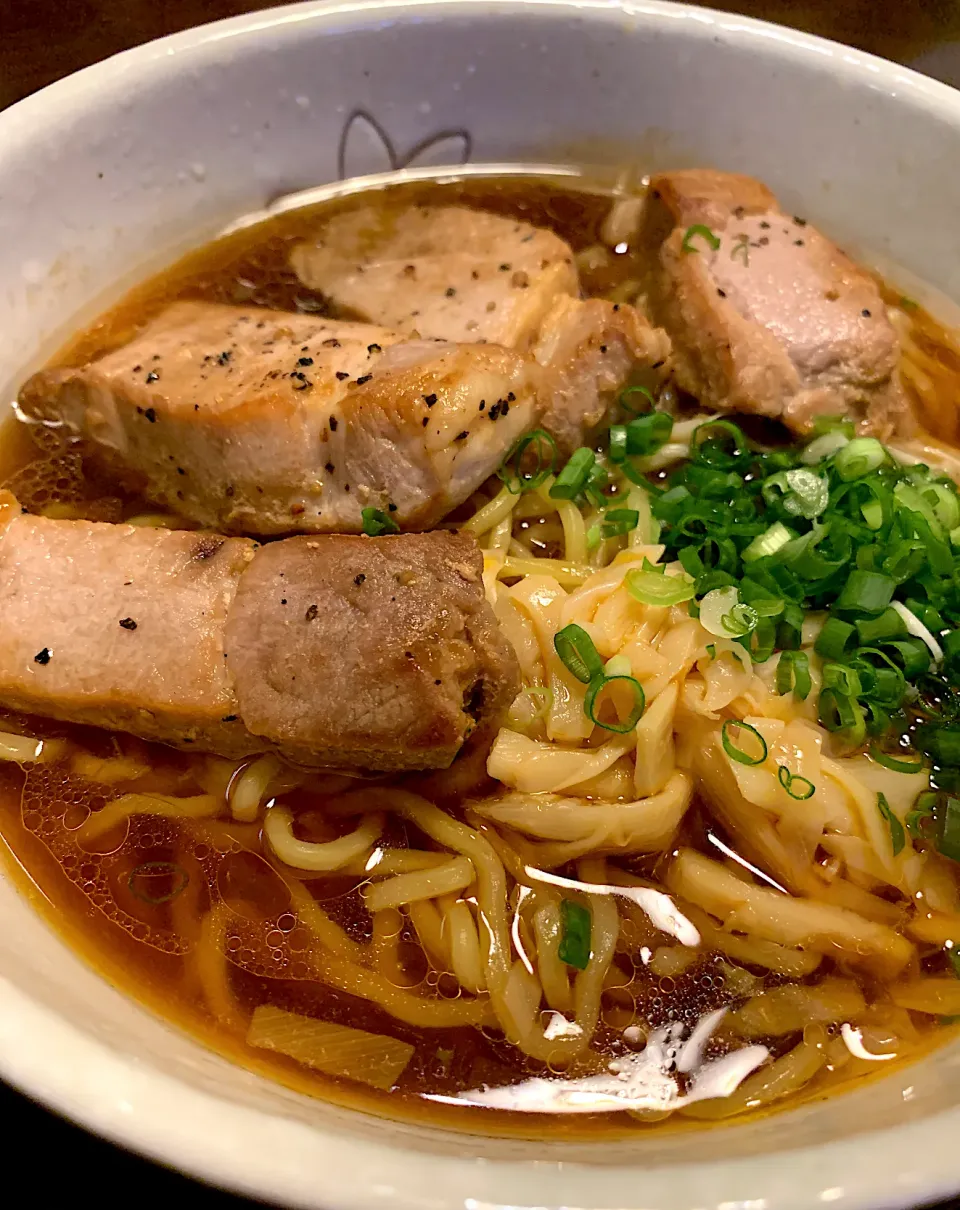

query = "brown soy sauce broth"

[{"left": 0, "top": 174, "right": 957, "bottom": 1137}]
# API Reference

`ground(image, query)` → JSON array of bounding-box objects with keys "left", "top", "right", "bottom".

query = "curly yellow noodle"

[
  {"left": 264, "top": 805, "right": 385, "bottom": 872},
  {"left": 370, "top": 907, "right": 419, "bottom": 989},
  {"left": 76, "top": 792, "right": 220, "bottom": 844},
  {"left": 196, "top": 905, "right": 246, "bottom": 1030},
  {"left": 440, "top": 895, "right": 487, "bottom": 994},
  {"left": 365, "top": 856, "right": 475, "bottom": 913}
]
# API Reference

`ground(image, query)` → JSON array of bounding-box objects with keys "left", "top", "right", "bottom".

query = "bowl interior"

[{"left": 2, "top": 3, "right": 960, "bottom": 1207}]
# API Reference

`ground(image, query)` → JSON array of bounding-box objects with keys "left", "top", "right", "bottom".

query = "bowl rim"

[{"left": 4, "top": 2, "right": 960, "bottom": 1207}]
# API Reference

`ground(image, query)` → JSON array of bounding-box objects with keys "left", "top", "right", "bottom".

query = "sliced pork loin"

[
  {"left": 533, "top": 296, "right": 671, "bottom": 453},
  {"left": 290, "top": 203, "right": 579, "bottom": 348},
  {"left": 225, "top": 531, "right": 518, "bottom": 770},
  {"left": 18, "top": 302, "right": 540, "bottom": 536},
  {"left": 291, "top": 203, "right": 671, "bottom": 450},
  {"left": 0, "top": 499, "right": 518, "bottom": 773},
  {"left": 640, "top": 169, "right": 911, "bottom": 437}
]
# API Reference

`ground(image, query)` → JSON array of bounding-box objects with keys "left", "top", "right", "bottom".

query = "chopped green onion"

[
  {"left": 690, "top": 419, "right": 749, "bottom": 469},
  {"left": 549, "top": 448, "right": 596, "bottom": 501},
  {"left": 600, "top": 508, "right": 640, "bottom": 539},
  {"left": 776, "top": 650, "right": 812, "bottom": 700},
  {"left": 127, "top": 861, "right": 190, "bottom": 905},
  {"left": 777, "top": 766, "right": 816, "bottom": 800},
  {"left": 497, "top": 429, "right": 558, "bottom": 494},
  {"left": 835, "top": 570, "right": 895, "bottom": 614},
  {"left": 877, "top": 792, "right": 906, "bottom": 856},
  {"left": 818, "top": 689, "right": 866, "bottom": 745},
  {"left": 815, "top": 617, "right": 856, "bottom": 660},
  {"left": 948, "top": 947, "right": 960, "bottom": 980},
  {"left": 890, "top": 601, "right": 944, "bottom": 667},
  {"left": 802, "top": 430, "right": 850, "bottom": 464},
  {"left": 698, "top": 586, "right": 756, "bottom": 637},
  {"left": 762, "top": 469, "right": 829, "bottom": 520},
  {"left": 361, "top": 507, "right": 400, "bottom": 536},
  {"left": 870, "top": 744, "right": 925, "bottom": 774},
  {"left": 856, "top": 607, "right": 907, "bottom": 645},
  {"left": 584, "top": 674, "right": 646, "bottom": 732},
  {"left": 924, "top": 482, "right": 960, "bottom": 531},
  {"left": 940, "top": 798, "right": 960, "bottom": 863},
  {"left": 722, "top": 720, "right": 768, "bottom": 766},
  {"left": 586, "top": 524, "right": 602, "bottom": 552},
  {"left": 812, "top": 416, "right": 856, "bottom": 438},
  {"left": 834, "top": 437, "right": 886, "bottom": 481},
  {"left": 583, "top": 461, "right": 610, "bottom": 510},
  {"left": 882, "top": 637, "right": 931, "bottom": 678},
  {"left": 681, "top": 224, "right": 721, "bottom": 254},
  {"left": 619, "top": 385, "right": 656, "bottom": 416},
  {"left": 742, "top": 521, "right": 795, "bottom": 563},
  {"left": 553, "top": 624, "right": 604, "bottom": 685},
  {"left": 822, "top": 662, "right": 862, "bottom": 698},
  {"left": 906, "top": 791, "right": 937, "bottom": 838},
  {"left": 558, "top": 899, "right": 592, "bottom": 970},
  {"left": 861, "top": 499, "right": 884, "bottom": 530},
  {"left": 625, "top": 567, "right": 695, "bottom": 607},
  {"left": 918, "top": 725, "right": 960, "bottom": 766},
  {"left": 608, "top": 425, "right": 628, "bottom": 463},
  {"left": 623, "top": 412, "right": 673, "bottom": 456}
]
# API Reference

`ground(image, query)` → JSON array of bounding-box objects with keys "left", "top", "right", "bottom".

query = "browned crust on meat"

[
  {"left": 641, "top": 169, "right": 912, "bottom": 438},
  {"left": 224, "top": 530, "right": 518, "bottom": 771}
]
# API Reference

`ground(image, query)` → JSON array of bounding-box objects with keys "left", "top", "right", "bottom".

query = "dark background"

[{"left": 2, "top": 0, "right": 960, "bottom": 1205}]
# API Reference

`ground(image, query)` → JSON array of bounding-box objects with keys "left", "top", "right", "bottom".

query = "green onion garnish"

[
  {"left": 625, "top": 568, "right": 695, "bottom": 607},
  {"left": 906, "top": 791, "right": 937, "bottom": 838},
  {"left": 762, "top": 469, "right": 829, "bottom": 520},
  {"left": 835, "top": 570, "right": 896, "bottom": 614},
  {"left": 777, "top": 765, "right": 816, "bottom": 800},
  {"left": 361, "top": 507, "right": 400, "bottom": 536},
  {"left": 584, "top": 674, "right": 646, "bottom": 732},
  {"left": 558, "top": 899, "right": 592, "bottom": 970},
  {"left": 127, "top": 861, "right": 190, "bottom": 905},
  {"left": 690, "top": 419, "right": 749, "bottom": 469},
  {"left": 550, "top": 447, "right": 596, "bottom": 501},
  {"left": 681, "top": 224, "right": 721, "bottom": 254},
  {"left": 496, "top": 428, "right": 558, "bottom": 494},
  {"left": 742, "top": 521, "right": 795, "bottom": 563},
  {"left": 834, "top": 437, "right": 887, "bottom": 481},
  {"left": 553, "top": 624, "right": 604, "bottom": 685},
  {"left": 625, "top": 412, "right": 673, "bottom": 456},
  {"left": 619, "top": 385, "right": 656, "bottom": 416},
  {"left": 870, "top": 744, "right": 925, "bottom": 774},
  {"left": 877, "top": 792, "right": 906, "bottom": 857},
  {"left": 856, "top": 607, "right": 907, "bottom": 645},
  {"left": 941, "top": 798, "right": 960, "bottom": 863},
  {"left": 776, "top": 650, "right": 812, "bottom": 700},
  {"left": 815, "top": 617, "right": 856, "bottom": 660},
  {"left": 721, "top": 720, "right": 767, "bottom": 766},
  {"left": 600, "top": 508, "right": 640, "bottom": 540},
  {"left": 822, "top": 662, "right": 863, "bottom": 698},
  {"left": 818, "top": 689, "right": 866, "bottom": 745}
]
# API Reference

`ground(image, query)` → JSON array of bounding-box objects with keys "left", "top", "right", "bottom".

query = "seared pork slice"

[
  {"left": 225, "top": 531, "right": 519, "bottom": 771},
  {"left": 19, "top": 302, "right": 540, "bottom": 535},
  {"left": 641, "top": 169, "right": 910, "bottom": 436},
  {"left": 0, "top": 503, "right": 517, "bottom": 772},
  {"left": 291, "top": 204, "right": 672, "bottom": 449},
  {"left": 0, "top": 498, "right": 260, "bottom": 756},
  {"left": 290, "top": 204, "right": 579, "bottom": 348},
  {"left": 533, "top": 296, "right": 672, "bottom": 453}
]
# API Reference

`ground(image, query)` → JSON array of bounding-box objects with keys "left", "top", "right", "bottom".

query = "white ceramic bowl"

[{"left": 3, "top": 1, "right": 960, "bottom": 1206}]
